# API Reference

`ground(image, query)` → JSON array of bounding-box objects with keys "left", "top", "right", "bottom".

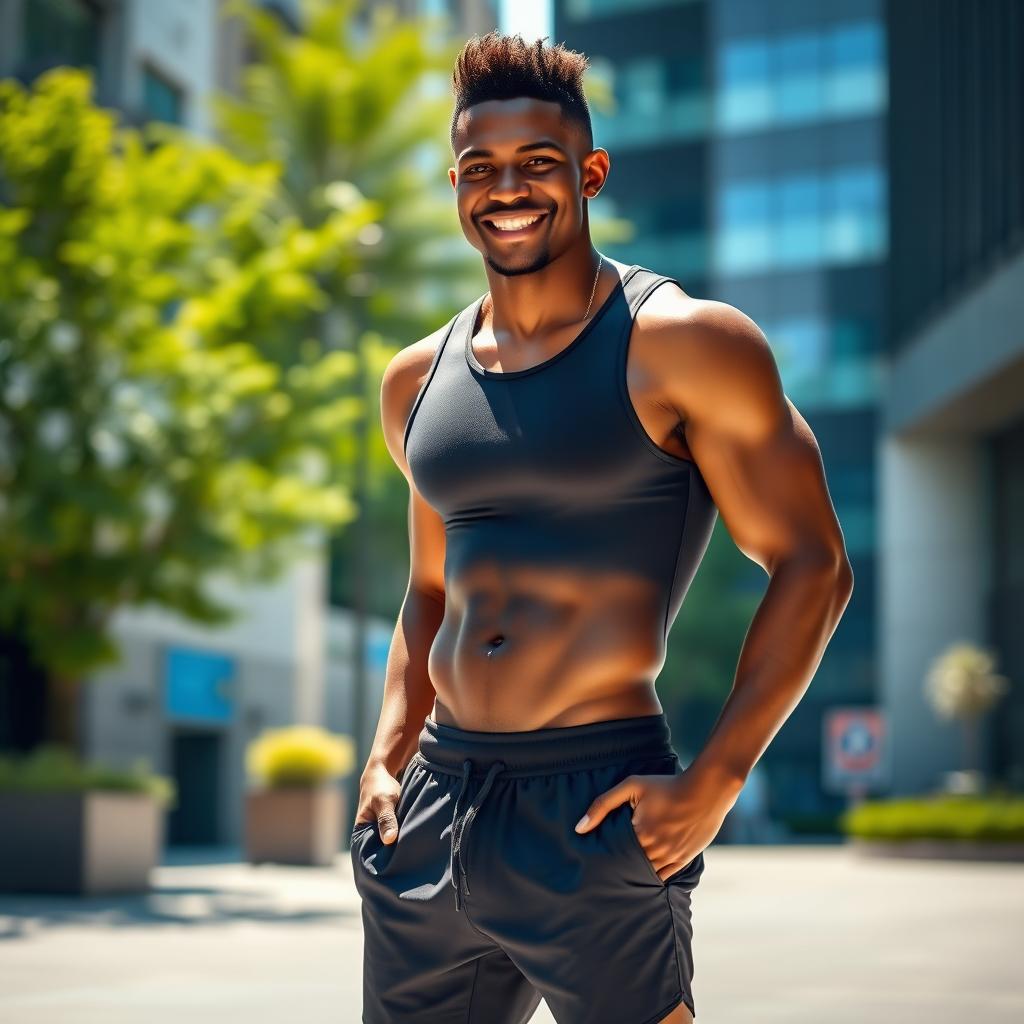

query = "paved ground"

[{"left": 0, "top": 844, "right": 1021, "bottom": 1023}]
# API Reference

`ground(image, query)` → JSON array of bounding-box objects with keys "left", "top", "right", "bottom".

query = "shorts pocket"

[
  {"left": 351, "top": 820, "right": 376, "bottom": 842},
  {"left": 615, "top": 754, "right": 706, "bottom": 891},
  {"left": 619, "top": 806, "right": 705, "bottom": 889}
]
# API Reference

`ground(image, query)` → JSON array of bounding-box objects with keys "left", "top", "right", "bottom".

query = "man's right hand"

[{"left": 353, "top": 763, "right": 404, "bottom": 844}]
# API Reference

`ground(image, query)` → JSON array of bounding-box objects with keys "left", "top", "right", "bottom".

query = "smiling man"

[{"left": 350, "top": 31, "right": 854, "bottom": 1024}]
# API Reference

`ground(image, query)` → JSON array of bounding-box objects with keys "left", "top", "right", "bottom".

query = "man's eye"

[{"left": 463, "top": 158, "right": 554, "bottom": 175}]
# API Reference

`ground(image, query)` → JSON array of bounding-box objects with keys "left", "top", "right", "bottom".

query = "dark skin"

[{"left": 356, "top": 97, "right": 854, "bottom": 1024}]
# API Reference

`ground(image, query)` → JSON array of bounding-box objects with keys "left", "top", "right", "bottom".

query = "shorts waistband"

[{"left": 412, "top": 712, "right": 675, "bottom": 778}]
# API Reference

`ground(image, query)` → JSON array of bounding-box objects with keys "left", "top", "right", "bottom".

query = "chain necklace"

[
  {"left": 483, "top": 253, "right": 605, "bottom": 326},
  {"left": 581, "top": 253, "right": 604, "bottom": 320}
]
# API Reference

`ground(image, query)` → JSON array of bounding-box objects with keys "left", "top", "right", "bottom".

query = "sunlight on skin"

[{"left": 658, "top": 1001, "right": 694, "bottom": 1023}]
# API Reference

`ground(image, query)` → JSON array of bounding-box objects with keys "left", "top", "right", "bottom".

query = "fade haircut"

[{"left": 450, "top": 31, "right": 593, "bottom": 153}]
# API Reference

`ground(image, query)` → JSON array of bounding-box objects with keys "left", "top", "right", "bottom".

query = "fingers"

[
  {"left": 377, "top": 803, "right": 399, "bottom": 843},
  {"left": 354, "top": 799, "right": 400, "bottom": 843},
  {"left": 575, "top": 776, "right": 640, "bottom": 833}
]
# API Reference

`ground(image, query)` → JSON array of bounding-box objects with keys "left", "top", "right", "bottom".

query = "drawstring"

[{"left": 450, "top": 757, "right": 506, "bottom": 912}]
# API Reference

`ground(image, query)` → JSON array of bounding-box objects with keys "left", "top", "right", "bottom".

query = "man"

[{"left": 351, "top": 30, "right": 853, "bottom": 1024}]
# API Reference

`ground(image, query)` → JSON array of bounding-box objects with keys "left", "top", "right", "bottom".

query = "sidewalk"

[{"left": 0, "top": 844, "right": 1020, "bottom": 1023}]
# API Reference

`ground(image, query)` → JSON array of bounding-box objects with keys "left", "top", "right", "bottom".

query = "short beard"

[{"left": 484, "top": 246, "right": 552, "bottom": 277}]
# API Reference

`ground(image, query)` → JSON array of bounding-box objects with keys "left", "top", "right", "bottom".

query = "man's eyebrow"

[{"left": 458, "top": 140, "right": 567, "bottom": 162}]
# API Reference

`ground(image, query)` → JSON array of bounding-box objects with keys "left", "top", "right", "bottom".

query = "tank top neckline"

[{"left": 464, "top": 263, "right": 641, "bottom": 381}]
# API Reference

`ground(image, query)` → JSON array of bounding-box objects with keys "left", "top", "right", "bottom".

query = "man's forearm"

[
  {"left": 689, "top": 547, "right": 854, "bottom": 792},
  {"left": 361, "top": 587, "right": 445, "bottom": 782}
]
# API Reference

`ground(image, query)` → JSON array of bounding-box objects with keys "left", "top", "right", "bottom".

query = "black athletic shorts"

[{"left": 350, "top": 712, "right": 707, "bottom": 1023}]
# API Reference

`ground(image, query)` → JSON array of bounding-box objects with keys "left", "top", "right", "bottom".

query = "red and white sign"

[{"left": 822, "top": 706, "right": 889, "bottom": 794}]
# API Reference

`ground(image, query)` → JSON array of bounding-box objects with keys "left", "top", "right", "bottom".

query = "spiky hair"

[{"left": 450, "top": 31, "right": 593, "bottom": 151}]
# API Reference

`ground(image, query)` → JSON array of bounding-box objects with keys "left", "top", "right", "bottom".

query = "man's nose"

[{"left": 489, "top": 165, "right": 529, "bottom": 201}]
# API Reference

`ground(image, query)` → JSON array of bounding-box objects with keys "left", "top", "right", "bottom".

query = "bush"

[
  {"left": 840, "top": 795, "right": 1024, "bottom": 841},
  {"left": 0, "top": 745, "right": 175, "bottom": 807},
  {"left": 245, "top": 725, "right": 355, "bottom": 788}
]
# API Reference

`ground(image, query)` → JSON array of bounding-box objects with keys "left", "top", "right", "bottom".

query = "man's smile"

[{"left": 480, "top": 210, "right": 551, "bottom": 239}]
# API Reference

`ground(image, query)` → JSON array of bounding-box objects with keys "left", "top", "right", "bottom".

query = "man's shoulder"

[
  {"left": 635, "top": 275, "right": 772, "bottom": 362},
  {"left": 383, "top": 305, "right": 466, "bottom": 393},
  {"left": 631, "top": 275, "right": 782, "bottom": 417}
]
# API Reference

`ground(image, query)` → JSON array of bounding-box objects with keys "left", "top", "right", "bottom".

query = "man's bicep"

[{"left": 680, "top": 305, "right": 847, "bottom": 573}]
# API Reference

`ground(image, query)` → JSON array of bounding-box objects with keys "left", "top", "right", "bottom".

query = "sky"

[{"left": 499, "top": 0, "right": 552, "bottom": 42}]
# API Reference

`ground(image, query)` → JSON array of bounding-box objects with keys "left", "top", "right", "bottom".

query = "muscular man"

[{"left": 350, "top": 31, "right": 853, "bottom": 1024}]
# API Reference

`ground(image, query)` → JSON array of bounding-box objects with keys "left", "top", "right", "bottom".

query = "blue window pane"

[
  {"left": 721, "top": 181, "right": 771, "bottom": 225},
  {"left": 824, "top": 166, "right": 887, "bottom": 261},
  {"left": 779, "top": 174, "right": 822, "bottom": 217},
  {"left": 829, "top": 167, "right": 883, "bottom": 212},
  {"left": 777, "top": 32, "right": 820, "bottom": 73},
  {"left": 770, "top": 316, "right": 828, "bottom": 379},
  {"left": 143, "top": 66, "right": 183, "bottom": 124},
  {"left": 775, "top": 31, "right": 823, "bottom": 123},
  {"left": 827, "top": 22, "right": 884, "bottom": 68},
  {"left": 720, "top": 39, "right": 770, "bottom": 85}
]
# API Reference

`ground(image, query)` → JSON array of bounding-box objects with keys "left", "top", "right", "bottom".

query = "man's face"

[{"left": 449, "top": 97, "right": 608, "bottom": 278}]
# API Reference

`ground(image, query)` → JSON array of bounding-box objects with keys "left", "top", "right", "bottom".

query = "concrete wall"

[{"left": 878, "top": 436, "right": 992, "bottom": 793}]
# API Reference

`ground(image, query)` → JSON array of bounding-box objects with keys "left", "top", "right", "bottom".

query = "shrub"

[
  {"left": 0, "top": 745, "right": 175, "bottom": 807},
  {"left": 840, "top": 795, "right": 1024, "bottom": 841},
  {"left": 245, "top": 725, "right": 355, "bottom": 787}
]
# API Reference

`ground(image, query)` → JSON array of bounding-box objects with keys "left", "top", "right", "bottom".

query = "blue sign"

[{"left": 165, "top": 646, "right": 236, "bottom": 724}]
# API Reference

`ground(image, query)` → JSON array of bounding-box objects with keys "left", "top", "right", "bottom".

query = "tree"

[
  {"left": 0, "top": 67, "right": 375, "bottom": 752},
  {"left": 925, "top": 642, "right": 1010, "bottom": 786}
]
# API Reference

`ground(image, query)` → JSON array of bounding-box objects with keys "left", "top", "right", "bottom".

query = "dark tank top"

[{"left": 404, "top": 264, "right": 718, "bottom": 647}]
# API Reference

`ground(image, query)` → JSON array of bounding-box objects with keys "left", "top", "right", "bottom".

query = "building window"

[
  {"left": 142, "top": 64, "right": 184, "bottom": 124},
  {"left": 717, "top": 20, "right": 886, "bottom": 135},
  {"left": 22, "top": 0, "right": 102, "bottom": 77},
  {"left": 717, "top": 164, "right": 887, "bottom": 275}
]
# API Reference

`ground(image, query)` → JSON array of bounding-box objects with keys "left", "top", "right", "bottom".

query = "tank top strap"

[
  {"left": 621, "top": 265, "right": 681, "bottom": 319},
  {"left": 402, "top": 306, "right": 464, "bottom": 456}
]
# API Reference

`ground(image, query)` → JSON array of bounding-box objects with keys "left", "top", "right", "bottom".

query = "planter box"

[
  {"left": 851, "top": 837, "right": 1024, "bottom": 862},
  {"left": 244, "top": 784, "right": 344, "bottom": 867},
  {"left": 0, "top": 790, "right": 163, "bottom": 894}
]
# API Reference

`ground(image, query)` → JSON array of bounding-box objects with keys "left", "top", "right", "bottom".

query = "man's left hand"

[{"left": 574, "top": 765, "right": 741, "bottom": 882}]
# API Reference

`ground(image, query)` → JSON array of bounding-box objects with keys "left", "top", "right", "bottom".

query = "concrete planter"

[
  {"left": 851, "top": 837, "right": 1024, "bottom": 861},
  {"left": 244, "top": 784, "right": 344, "bottom": 866},
  {"left": 0, "top": 790, "right": 163, "bottom": 894}
]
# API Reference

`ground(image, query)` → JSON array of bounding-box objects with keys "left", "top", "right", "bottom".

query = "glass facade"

[
  {"left": 592, "top": 52, "right": 710, "bottom": 147},
  {"left": 717, "top": 20, "right": 886, "bottom": 133},
  {"left": 565, "top": 0, "right": 700, "bottom": 19},
  {"left": 716, "top": 164, "right": 887, "bottom": 274}
]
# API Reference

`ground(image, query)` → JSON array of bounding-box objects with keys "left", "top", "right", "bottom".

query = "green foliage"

[
  {"left": 245, "top": 724, "right": 355, "bottom": 787},
  {"left": 216, "top": 0, "right": 474, "bottom": 344},
  {"left": 840, "top": 795, "right": 1024, "bottom": 841},
  {"left": 0, "top": 744, "right": 176, "bottom": 806},
  {"left": 0, "top": 67, "right": 370, "bottom": 677}
]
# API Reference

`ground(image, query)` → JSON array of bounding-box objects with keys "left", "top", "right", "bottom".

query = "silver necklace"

[
  {"left": 484, "top": 254, "right": 605, "bottom": 325},
  {"left": 581, "top": 253, "right": 604, "bottom": 320}
]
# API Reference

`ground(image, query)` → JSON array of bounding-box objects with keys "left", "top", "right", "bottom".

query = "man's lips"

[{"left": 479, "top": 210, "right": 551, "bottom": 240}]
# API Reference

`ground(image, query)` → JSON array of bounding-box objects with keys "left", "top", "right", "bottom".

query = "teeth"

[{"left": 488, "top": 214, "right": 543, "bottom": 231}]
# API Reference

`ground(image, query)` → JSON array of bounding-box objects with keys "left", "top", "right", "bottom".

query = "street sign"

[{"left": 822, "top": 706, "right": 889, "bottom": 795}]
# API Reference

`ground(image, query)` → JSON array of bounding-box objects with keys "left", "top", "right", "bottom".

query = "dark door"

[{"left": 167, "top": 729, "right": 222, "bottom": 845}]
